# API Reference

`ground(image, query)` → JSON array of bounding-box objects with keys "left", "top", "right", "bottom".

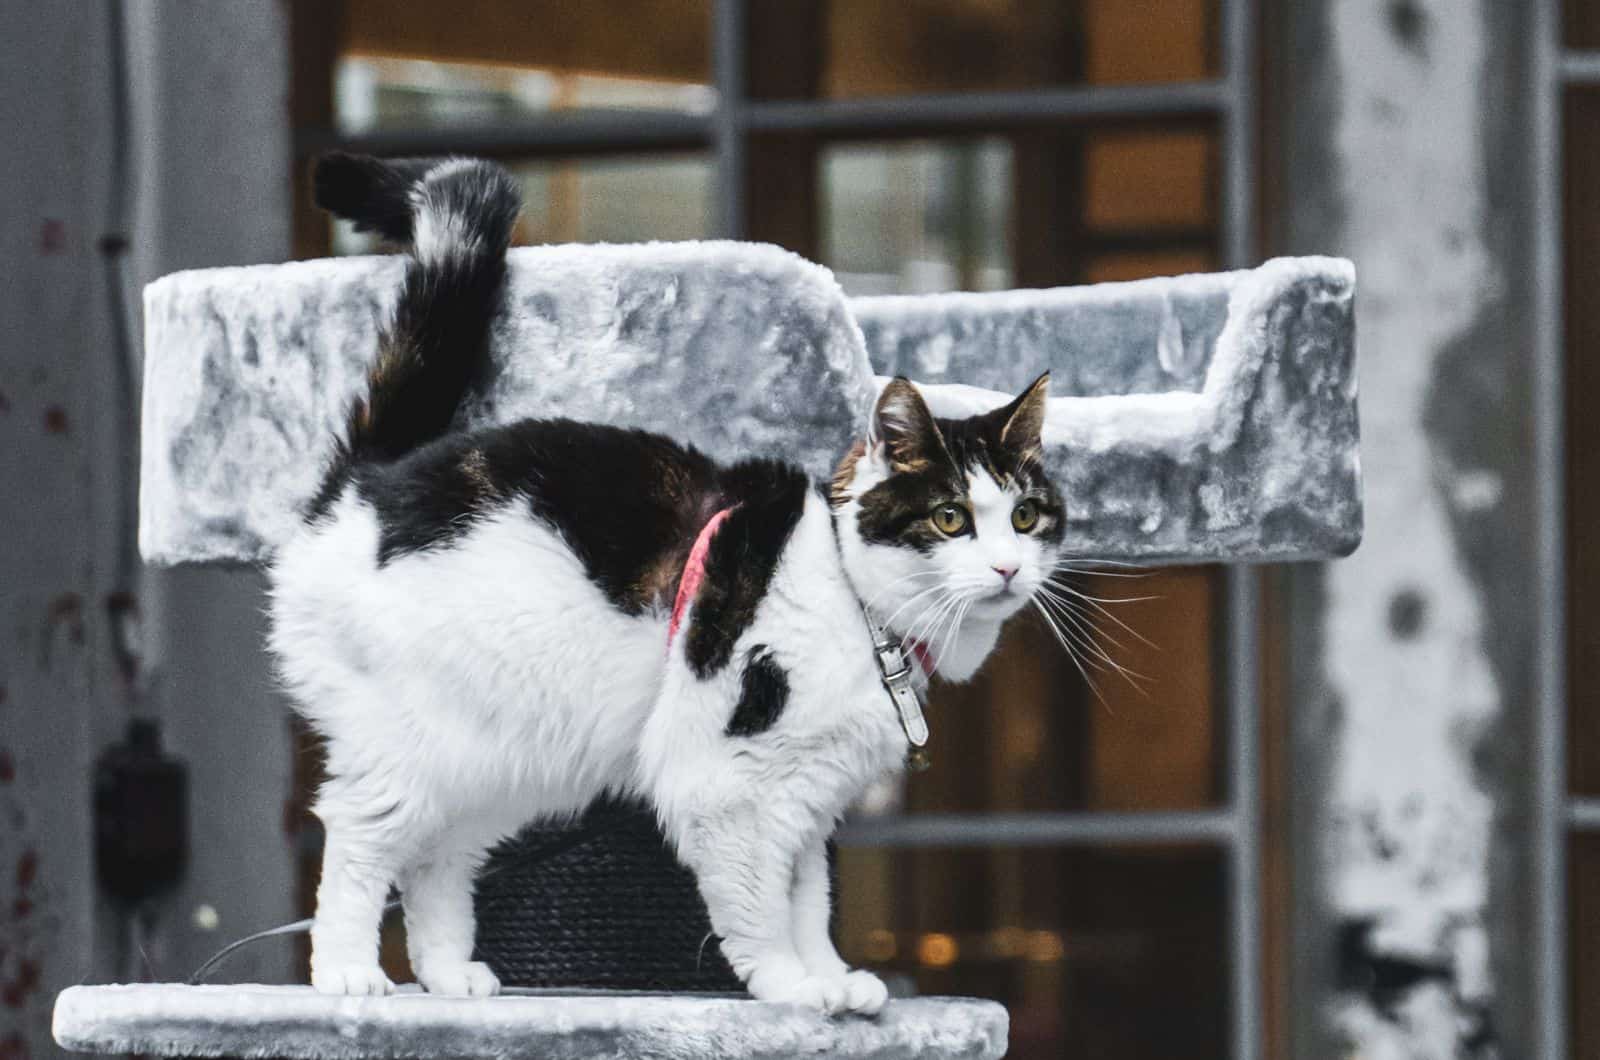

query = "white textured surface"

[
  {"left": 138, "top": 242, "right": 1361, "bottom": 566},
  {"left": 53, "top": 984, "right": 1008, "bottom": 1060},
  {"left": 1320, "top": 1, "right": 1499, "bottom": 1056}
]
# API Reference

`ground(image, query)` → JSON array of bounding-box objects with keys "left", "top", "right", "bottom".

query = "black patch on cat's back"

[
  {"left": 358, "top": 435, "right": 512, "bottom": 565},
  {"left": 358, "top": 419, "right": 719, "bottom": 614},
  {"left": 726, "top": 646, "right": 789, "bottom": 737},
  {"left": 685, "top": 460, "right": 810, "bottom": 678}
]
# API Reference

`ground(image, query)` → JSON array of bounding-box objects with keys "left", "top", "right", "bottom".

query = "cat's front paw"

[
  {"left": 748, "top": 969, "right": 846, "bottom": 1014},
  {"left": 836, "top": 970, "right": 888, "bottom": 1015},
  {"left": 312, "top": 962, "right": 395, "bottom": 996},
  {"left": 771, "top": 975, "right": 850, "bottom": 1014},
  {"left": 416, "top": 959, "right": 501, "bottom": 997}
]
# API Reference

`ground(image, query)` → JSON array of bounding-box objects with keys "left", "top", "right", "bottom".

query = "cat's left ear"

[{"left": 996, "top": 371, "right": 1050, "bottom": 459}]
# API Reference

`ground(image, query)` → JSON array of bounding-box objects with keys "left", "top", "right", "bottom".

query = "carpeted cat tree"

[{"left": 55, "top": 243, "right": 1361, "bottom": 1060}]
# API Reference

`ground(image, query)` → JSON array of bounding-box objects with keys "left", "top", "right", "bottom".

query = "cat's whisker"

[
  {"left": 905, "top": 590, "right": 962, "bottom": 653},
  {"left": 1053, "top": 562, "right": 1153, "bottom": 579},
  {"left": 1031, "top": 600, "right": 1109, "bottom": 708},
  {"left": 1039, "top": 581, "right": 1160, "bottom": 651},
  {"left": 1034, "top": 588, "right": 1139, "bottom": 656},
  {"left": 1037, "top": 595, "right": 1152, "bottom": 692},
  {"left": 1041, "top": 584, "right": 1160, "bottom": 606},
  {"left": 860, "top": 570, "right": 948, "bottom": 611},
  {"left": 877, "top": 584, "right": 951, "bottom": 638},
  {"left": 1058, "top": 557, "right": 1152, "bottom": 569}
]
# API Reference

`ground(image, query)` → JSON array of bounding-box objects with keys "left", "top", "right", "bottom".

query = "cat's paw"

[
  {"left": 752, "top": 973, "right": 848, "bottom": 1014},
  {"left": 312, "top": 963, "right": 394, "bottom": 996},
  {"left": 837, "top": 970, "right": 889, "bottom": 1016},
  {"left": 416, "top": 959, "right": 501, "bottom": 997}
]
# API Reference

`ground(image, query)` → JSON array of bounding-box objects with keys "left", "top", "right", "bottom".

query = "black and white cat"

[{"left": 269, "top": 154, "right": 1065, "bottom": 1014}]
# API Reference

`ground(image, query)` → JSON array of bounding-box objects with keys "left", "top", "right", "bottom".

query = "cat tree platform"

[
  {"left": 54, "top": 984, "right": 1008, "bottom": 1060},
  {"left": 138, "top": 243, "right": 1360, "bottom": 568}
]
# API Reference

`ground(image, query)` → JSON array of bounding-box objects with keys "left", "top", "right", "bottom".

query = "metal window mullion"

[
  {"left": 742, "top": 80, "right": 1228, "bottom": 134},
  {"left": 1535, "top": 1, "right": 1569, "bottom": 1057},
  {"left": 835, "top": 809, "right": 1238, "bottom": 848},
  {"left": 295, "top": 111, "right": 713, "bottom": 162},
  {"left": 1221, "top": 0, "right": 1261, "bottom": 1057},
  {"left": 712, "top": 0, "right": 745, "bottom": 240},
  {"left": 1561, "top": 49, "right": 1600, "bottom": 83},
  {"left": 1569, "top": 799, "right": 1600, "bottom": 830}
]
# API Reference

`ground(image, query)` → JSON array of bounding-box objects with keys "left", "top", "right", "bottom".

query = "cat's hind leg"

[{"left": 400, "top": 835, "right": 500, "bottom": 996}]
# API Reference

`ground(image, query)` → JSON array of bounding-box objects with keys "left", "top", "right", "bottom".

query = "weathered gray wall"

[
  {"left": 2, "top": 5, "right": 296, "bottom": 1059},
  {"left": 1276, "top": 1, "right": 1536, "bottom": 1057},
  {"left": 2, "top": 5, "right": 115, "bottom": 1053}
]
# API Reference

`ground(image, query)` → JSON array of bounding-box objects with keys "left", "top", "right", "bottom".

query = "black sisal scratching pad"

[{"left": 473, "top": 801, "right": 743, "bottom": 993}]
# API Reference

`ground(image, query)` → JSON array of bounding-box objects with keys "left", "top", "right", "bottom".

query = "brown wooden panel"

[
  {"left": 1086, "top": 249, "right": 1217, "bottom": 284},
  {"left": 1569, "top": 0, "right": 1600, "bottom": 49},
  {"left": 1084, "top": 130, "right": 1216, "bottom": 231},
  {"left": 289, "top": 0, "right": 342, "bottom": 259},
  {"left": 1085, "top": 568, "right": 1220, "bottom": 810},
  {"left": 752, "top": 0, "right": 1215, "bottom": 101},
  {"left": 1565, "top": 88, "right": 1600, "bottom": 795},
  {"left": 746, "top": 133, "right": 820, "bottom": 257},
  {"left": 1572, "top": 833, "right": 1600, "bottom": 1059},
  {"left": 344, "top": 0, "right": 710, "bottom": 82}
]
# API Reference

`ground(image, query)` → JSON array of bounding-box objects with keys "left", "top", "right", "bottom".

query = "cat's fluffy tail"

[{"left": 312, "top": 152, "right": 522, "bottom": 465}]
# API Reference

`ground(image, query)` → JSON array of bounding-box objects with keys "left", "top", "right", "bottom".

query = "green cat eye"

[
  {"left": 1012, "top": 499, "right": 1040, "bottom": 532},
  {"left": 930, "top": 503, "right": 969, "bottom": 536}
]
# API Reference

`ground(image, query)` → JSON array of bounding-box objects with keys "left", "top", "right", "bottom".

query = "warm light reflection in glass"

[{"left": 916, "top": 932, "right": 960, "bottom": 968}]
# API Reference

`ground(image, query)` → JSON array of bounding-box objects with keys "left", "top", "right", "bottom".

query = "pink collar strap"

[{"left": 667, "top": 506, "right": 736, "bottom": 648}]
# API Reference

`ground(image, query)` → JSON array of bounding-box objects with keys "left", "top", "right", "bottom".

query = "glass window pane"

[
  {"left": 821, "top": 139, "right": 1013, "bottom": 296},
  {"left": 749, "top": 0, "right": 1218, "bottom": 101},
  {"left": 333, "top": 0, "right": 712, "bottom": 134},
  {"left": 510, "top": 156, "right": 713, "bottom": 244},
  {"left": 335, "top": 56, "right": 715, "bottom": 135},
  {"left": 330, "top": 154, "right": 712, "bottom": 255},
  {"left": 836, "top": 844, "right": 1227, "bottom": 1060}
]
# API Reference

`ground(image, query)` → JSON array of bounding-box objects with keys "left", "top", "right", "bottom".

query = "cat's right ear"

[{"left": 871, "top": 377, "right": 946, "bottom": 473}]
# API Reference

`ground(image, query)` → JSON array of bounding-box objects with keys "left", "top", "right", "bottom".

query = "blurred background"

[{"left": 0, "top": 1, "right": 1591, "bottom": 1057}]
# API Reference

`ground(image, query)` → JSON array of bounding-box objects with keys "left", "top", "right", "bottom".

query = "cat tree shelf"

[
  {"left": 54, "top": 984, "right": 1008, "bottom": 1060},
  {"left": 137, "top": 243, "right": 1360, "bottom": 567}
]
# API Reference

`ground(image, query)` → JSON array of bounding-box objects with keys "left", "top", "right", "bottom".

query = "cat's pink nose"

[{"left": 992, "top": 565, "right": 1018, "bottom": 585}]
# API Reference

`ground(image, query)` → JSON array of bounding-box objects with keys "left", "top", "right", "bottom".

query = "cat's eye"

[
  {"left": 1012, "top": 500, "right": 1040, "bottom": 532},
  {"left": 930, "top": 503, "right": 969, "bottom": 536}
]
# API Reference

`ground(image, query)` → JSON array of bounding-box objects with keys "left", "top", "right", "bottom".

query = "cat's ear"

[
  {"left": 872, "top": 377, "right": 946, "bottom": 472},
  {"left": 996, "top": 371, "right": 1050, "bottom": 460}
]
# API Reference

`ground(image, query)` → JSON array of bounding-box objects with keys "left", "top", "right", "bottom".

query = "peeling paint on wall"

[{"left": 1320, "top": 0, "right": 1506, "bottom": 1055}]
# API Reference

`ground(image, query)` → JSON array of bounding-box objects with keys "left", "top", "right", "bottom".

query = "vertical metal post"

[
  {"left": 712, "top": 0, "right": 745, "bottom": 240},
  {"left": 1532, "top": 0, "right": 1568, "bottom": 1056},
  {"left": 1221, "top": 1, "right": 1261, "bottom": 1058}
]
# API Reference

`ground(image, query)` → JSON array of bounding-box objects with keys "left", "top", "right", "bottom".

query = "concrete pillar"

[
  {"left": 1275, "top": 1, "right": 1536, "bottom": 1056},
  {"left": 1, "top": 5, "right": 297, "bottom": 1057}
]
